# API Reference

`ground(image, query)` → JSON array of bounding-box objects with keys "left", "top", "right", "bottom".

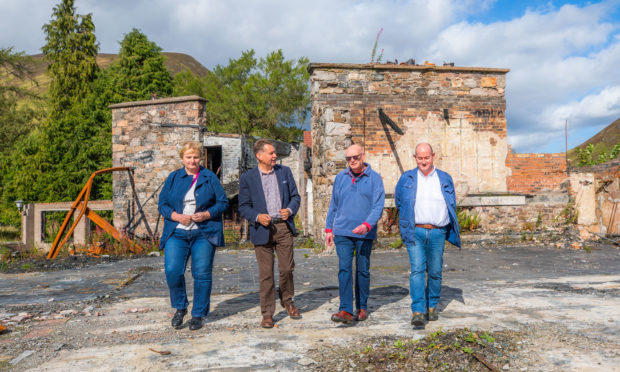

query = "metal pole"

[{"left": 565, "top": 119, "right": 569, "bottom": 176}]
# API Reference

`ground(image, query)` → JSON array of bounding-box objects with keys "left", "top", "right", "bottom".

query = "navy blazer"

[
  {"left": 238, "top": 165, "right": 301, "bottom": 245},
  {"left": 158, "top": 166, "right": 229, "bottom": 249}
]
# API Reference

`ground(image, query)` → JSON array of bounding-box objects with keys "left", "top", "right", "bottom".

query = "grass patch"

[
  {"left": 457, "top": 208, "right": 481, "bottom": 231},
  {"left": 0, "top": 226, "right": 20, "bottom": 242},
  {"left": 311, "top": 328, "right": 522, "bottom": 371}
]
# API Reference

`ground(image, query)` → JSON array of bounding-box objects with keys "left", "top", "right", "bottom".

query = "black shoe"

[
  {"left": 188, "top": 317, "right": 203, "bottom": 331},
  {"left": 171, "top": 309, "right": 187, "bottom": 329}
]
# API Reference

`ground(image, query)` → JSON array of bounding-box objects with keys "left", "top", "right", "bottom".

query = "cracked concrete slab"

[{"left": 1, "top": 245, "right": 619, "bottom": 371}]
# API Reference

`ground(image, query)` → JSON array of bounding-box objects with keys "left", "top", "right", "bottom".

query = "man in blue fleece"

[{"left": 325, "top": 144, "right": 385, "bottom": 323}]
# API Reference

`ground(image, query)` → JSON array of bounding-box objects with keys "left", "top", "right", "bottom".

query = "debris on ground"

[{"left": 310, "top": 328, "right": 522, "bottom": 371}]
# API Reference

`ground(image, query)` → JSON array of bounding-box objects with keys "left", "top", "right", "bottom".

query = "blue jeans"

[
  {"left": 334, "top": 235, "right": 373, "bottom": 314},
  {"left": 164, "top": 229, "right": 216, "bottom": 318},
  {"left": 405, "top": 227, "right": 446, "bottom": 314}
]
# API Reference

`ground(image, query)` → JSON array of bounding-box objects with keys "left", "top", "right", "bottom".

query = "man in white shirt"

[{"left": 394, "top": 143, "right": 461, "bottom": 328}]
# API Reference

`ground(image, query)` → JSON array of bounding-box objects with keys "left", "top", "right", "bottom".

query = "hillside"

[
  {"left": 16, "top": 52, "right": 209, "bottom": 98},
  {"left": 567, "top": 118, "right": 620, "bottom": 164}
]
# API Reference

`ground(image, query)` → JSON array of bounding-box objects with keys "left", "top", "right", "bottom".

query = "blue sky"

[{"left": 1, "top": 0, "right": 619, "bottom": 153}]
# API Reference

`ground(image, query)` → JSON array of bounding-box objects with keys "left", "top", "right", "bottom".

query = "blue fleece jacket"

[{"left": 325, "top": 163, "right": 385, "bottom": 240}]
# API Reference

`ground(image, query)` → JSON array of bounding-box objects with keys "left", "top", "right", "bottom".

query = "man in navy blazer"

[{"left": 239, "top": 139, "right": 301, "bottom": 328}]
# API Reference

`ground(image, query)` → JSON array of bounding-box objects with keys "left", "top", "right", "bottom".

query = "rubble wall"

[
  {"left": 111, "top": 96, "right": 206, "bottom": 237},
  {"left": 506, "top": 147, "right": 568, "bottom": 193},
  {"left": 570, "top": 158, "right": 620, "bottom": 237},
  {"left": 309, "top": 63, "right": 510, "bottom": 240}
]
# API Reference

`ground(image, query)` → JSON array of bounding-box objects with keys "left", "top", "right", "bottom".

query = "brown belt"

[{"left": 415, "top": 224, "right": 441, "bottom": 229}]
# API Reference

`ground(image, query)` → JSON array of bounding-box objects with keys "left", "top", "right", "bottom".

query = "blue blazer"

[
  {"left": 394, "top": 168, "right": 461, "bottom": 248},
  {"left": 238, "top": 165, "right": 301, "bottom": 245},
  {"left": 158, "top": 166, "right": 229, "bottom": 249}
]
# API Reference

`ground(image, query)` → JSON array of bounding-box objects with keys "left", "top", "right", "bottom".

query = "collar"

[
  {"left": 348, "top": 163, "right": 369, "bottom": 177},
  {"left": 258, "top": 166, "right": 275, "bottom": 175},
  {"left": 182, "top": 166, "right": 203, "bottom": 177},
  {"left": 417, "top": 167, "right": 436, "bottom": 178}
]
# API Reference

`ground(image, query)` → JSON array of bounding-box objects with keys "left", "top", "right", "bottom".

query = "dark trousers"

[{"left": 254, "top": 222, "right": 295, "bottom": 317}]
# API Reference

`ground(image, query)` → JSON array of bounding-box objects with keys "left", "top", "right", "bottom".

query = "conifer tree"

[{"left": 108, "top": 28, "right": 172, "bottom": 102}]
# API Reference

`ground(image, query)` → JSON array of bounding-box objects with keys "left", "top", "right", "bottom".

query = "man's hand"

[
  {"left": 172, "top": 211, "right": 192, "bottom": 226},
  {"left": 325, "top": 232, "right": 334, "bottom": 246},
  {"left": 352, "top": 224, "right": 369, "bottom": 235},
  {"left": 257, "top": 214, "right": 272, "bottom": 227},
  {"left": 279, "top": 208, "right": 291, "bottom": 220},
  {"left": 191, "top": 211, "right": 211, "bottom": 222}
]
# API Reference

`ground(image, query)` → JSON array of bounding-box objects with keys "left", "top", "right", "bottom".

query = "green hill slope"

[
  {"left": 15, "top": 52, "right": 209, "bottom": 99},
  {"left": 568, "top": 118, "right": 620, "bottom": 165}
]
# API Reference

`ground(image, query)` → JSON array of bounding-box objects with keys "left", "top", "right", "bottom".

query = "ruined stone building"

[
  {"left": 19, "top": 66, "right": 617, "bottom": 250},
  {"left": 308, "top": 62, "right": 617, "bottom": 241},
  {"left": 110, "top": 96, "right": 309, "bottom": 240}
]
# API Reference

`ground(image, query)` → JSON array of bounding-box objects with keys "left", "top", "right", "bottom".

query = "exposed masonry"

[
  {"left": 309, "top": 63, "right": 512, "bottom": 239},
  {"left": 505, "top": 146, "right": 568, "bottom": 194},
  {"left": 569, "top": 158, "right": 620, "bottom": 237},
  {"left": 110, "top": 96, "right": 309, "bottom": 240},
  {"left": 111, "top": 96, "right": 207, "bottom": 237}
]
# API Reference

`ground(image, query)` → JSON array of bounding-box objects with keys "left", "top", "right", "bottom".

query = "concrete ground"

[{"left": 1, "top": 241, "right": 619, "bottom": 371}]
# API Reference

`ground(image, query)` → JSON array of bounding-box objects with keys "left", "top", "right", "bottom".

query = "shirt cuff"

[
  {"left": 325, "top": 229, "right": 333, "bottom": 233},
  {"left": 362, "top": 222, "right": 372, "bottom": 231}
]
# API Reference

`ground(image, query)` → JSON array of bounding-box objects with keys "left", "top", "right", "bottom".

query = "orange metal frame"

[{"left": 47, "top": 167, "right": 144, "bottom": 259}]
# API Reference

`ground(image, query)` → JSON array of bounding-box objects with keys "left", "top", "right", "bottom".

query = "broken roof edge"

[
  {"left": 307, "top": 62, "right": 510, "bottom": 74},
  {"left": 203, "top": 131, "right": 242, "bottom": 138},
  {"left": 109, "top": 95, "right": 207, "bottom": 109}
]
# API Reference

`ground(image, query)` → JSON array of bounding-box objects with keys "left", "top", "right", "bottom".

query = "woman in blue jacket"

[{"left": 158, "top": 141, "right": 228, "bottom": 331}]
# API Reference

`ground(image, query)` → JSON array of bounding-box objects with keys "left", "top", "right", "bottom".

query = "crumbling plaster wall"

[
  {"left": 570, "top": 158, "right": 620, "bottom": 238},
  {"left": 203, "top": 132, "right": 244, "bottom": 198},
  {"left": 309, "top": 63, "right": 509, "bottom": 239}
]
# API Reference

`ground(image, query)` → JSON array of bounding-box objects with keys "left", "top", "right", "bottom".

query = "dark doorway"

[{"left": 205, "top": 146, "right": 222, "bottom": 180}]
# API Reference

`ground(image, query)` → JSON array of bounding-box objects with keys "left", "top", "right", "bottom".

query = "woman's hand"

[
  {"left": 172, "top": 211, "right": 192, "bottom": 226},
  {"left": 191, "top": 211, "right": 211, "bottom": 222}
]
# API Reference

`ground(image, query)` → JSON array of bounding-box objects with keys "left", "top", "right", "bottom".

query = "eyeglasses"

[{"left": 345, "top": 154, "right": 362, "bottom": 162}]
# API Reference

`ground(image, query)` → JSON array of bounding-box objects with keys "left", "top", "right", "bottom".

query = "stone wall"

[
  {"left": 570, "top": 158, "right": 620, "bottom": 237},
  {"left": 309, "top": 63, "right": 510, "bottom": 239},
  {"left": 506, "top": 146, "right": 568, "bottom": 193},
  {"left": 462, "top": 194, "right": 569, "bottom": 232},
  {"left": 111, "top": 96, "right": 206, "bottom": 237}
]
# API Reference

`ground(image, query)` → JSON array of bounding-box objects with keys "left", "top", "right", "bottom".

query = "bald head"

[
  {"left": 415, "top": 143, "right": 434, "bottom": 157},
  {"left": 346, "top": 144, "right": 363, "bottom": 157}
]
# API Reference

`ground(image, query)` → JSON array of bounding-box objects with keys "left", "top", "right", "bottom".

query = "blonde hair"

[{"left": 179, "top": 141, "right": 203, "bottom": 158}]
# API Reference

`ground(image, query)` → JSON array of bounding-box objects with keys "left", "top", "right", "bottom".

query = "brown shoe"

[
  {"left": 355, "top": 309, "right": 368, "bottom": 321},
  {"left": 260, "top": 316, "right": 274, "bottom": 329},
  {"left": 411, "top": 312, "right": 425, "bottom": 327},
  {"left": 285, "top": 302, "right": 302, "bottom": 319},
  {"left": 331, "top": 310, "right": 354, "bottom": 323},
  {"left": 427, "top": 308, "right": 439, "bottom": 321}
]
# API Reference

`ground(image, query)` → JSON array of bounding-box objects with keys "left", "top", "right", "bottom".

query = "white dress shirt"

[{"left": 414, "top": 167, "right": 449, "bottom": 227}]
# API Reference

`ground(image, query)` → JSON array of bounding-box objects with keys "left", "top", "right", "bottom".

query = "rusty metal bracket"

[
  {"left": 378, "top": 108, "right": 405, "bottom": 174},
  {"left": 47, "top": 167, "right": 147, "bottom": 259}
]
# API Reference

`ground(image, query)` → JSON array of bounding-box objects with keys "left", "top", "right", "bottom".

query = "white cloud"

[
  {"left": 542, "top": 85, "right": 620, "bottom": 129},
  {"left": 424, "top": 2, "right": 620, "bottom": 152},
  {"left": 0, "top": 0, "right": 618, "bottom": 152}
]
